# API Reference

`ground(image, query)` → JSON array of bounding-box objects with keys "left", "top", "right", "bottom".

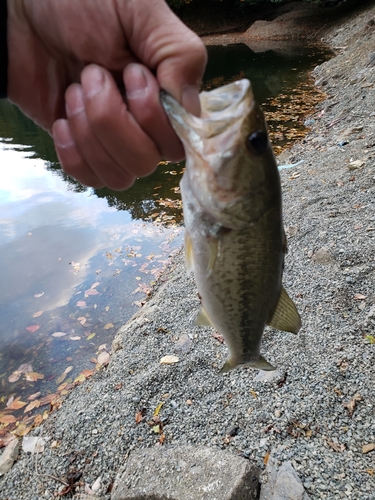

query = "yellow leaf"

[
  {"left": 87, "top": 333, "right": 96, "bottom": 340},
  {"left": 250, "top": 390, "right": 257, "bottom": 399},
  {"left": 153, "top": 402, "right": 164, "bottom": 417},
  {"left": 56, "top": 372, "right": 67, "bottom": 385},
  {"left": 104, "top": 323, "right": 114, "bottom": 330}
]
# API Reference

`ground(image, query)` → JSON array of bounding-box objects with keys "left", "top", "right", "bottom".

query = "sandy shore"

[{"left": 1, "top": 3, "right": 375, "bottom": 499}]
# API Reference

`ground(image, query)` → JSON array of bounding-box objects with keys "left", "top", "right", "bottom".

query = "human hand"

[{"left": 7, "top": 0, "right": 207, "bottom": 189}]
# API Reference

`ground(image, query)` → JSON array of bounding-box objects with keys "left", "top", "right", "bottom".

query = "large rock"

[
  {"left": 0, "top": 439, "right": 19, "bottom": 475},
  {"left": 260, "top": 456, "right": 309, "bottom": 500},
  {"left": 112, "top": 445, "right": 260, "bottom": 500}
]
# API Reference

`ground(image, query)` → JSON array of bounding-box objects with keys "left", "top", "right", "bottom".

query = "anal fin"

[
  {"left": 220, "top": 355, "right": 275, "bottom": 373},
  {"left": 267, "top": 286, "right": 301, "bottom": 334}
]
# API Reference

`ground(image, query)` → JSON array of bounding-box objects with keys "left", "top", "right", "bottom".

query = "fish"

[{"left": 161, "top": 79, "right": 301, "bottom": 372}]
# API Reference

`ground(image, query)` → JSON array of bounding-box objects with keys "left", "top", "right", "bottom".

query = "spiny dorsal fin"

[
  {"left": 267, "top": 286, "right": 301, "bottom": 334},
  {"left": 194, "top": 306, "right": 214, "bottom": 327},
  {"left": 184, "top": 231, "right": 194, "bottom": 274}
]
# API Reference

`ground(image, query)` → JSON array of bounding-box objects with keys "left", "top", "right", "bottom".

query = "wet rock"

[
  {"left": 112, "top": 445, "right": 260, "bottom": 500},
  {"left": 0, "top": 439, "right": 19, "bottom": 475},
  {"left": 260, "top": 456, "right": 310, "bottom": 500}
]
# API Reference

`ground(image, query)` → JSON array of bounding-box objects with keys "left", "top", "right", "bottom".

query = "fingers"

[
  {"left": 119, "top": 0, "right": 207, "bottom": 116},
  {"left": 53, "top": 65, "right": 164, "bottom": 190},
  {"left": 124, "top": 63, "right": 184, "bottom": 162}
]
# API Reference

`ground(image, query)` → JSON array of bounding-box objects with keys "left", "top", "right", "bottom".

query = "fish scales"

[{"left": 161, "top": 79, "right": 301, "bottom": 372}]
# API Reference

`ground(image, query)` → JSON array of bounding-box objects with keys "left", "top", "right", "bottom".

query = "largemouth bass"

[{"left": 161, "top": 80, "right": 301, "bottom": 372}]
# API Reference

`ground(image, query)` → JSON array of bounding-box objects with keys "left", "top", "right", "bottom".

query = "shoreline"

[{"left": 1, "top": 4, "right": 375, "bottom": 499}]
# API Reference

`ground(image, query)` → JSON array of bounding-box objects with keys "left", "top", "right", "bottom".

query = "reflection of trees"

[{"left": 0, "top": 42, "right": 332, "bottom": 222}]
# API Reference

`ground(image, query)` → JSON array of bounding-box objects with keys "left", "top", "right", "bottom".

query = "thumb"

[{"left": 119, "top": 0, "right": 207, "bottom": 115}]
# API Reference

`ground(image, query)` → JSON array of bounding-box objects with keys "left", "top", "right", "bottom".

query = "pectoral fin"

[
  {"left": 267, "top": 286, "right": 301, "bottom": 334},
  {"left": 184, "top": 231, "right": 194, "bottom": 274},
  {"left": 194, "top": 306, "right": 214, "bottom": 327}
]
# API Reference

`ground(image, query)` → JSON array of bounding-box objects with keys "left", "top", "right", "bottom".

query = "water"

[{"left": 0, "top": 42, "right": 331, "bottom": 426}]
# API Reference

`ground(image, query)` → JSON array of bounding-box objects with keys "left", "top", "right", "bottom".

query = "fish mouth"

[{"left": 161, "top": 79, "right": 254, "bottom": 144}]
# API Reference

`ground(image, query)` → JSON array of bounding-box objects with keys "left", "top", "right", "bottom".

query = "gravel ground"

[{"left": 1, "top": 4, "right": 375, "bottom": 500}]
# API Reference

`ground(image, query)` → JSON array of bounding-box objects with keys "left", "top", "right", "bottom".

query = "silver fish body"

[{"left": 161, "top": 80, "right": 301, "bottom": 372}]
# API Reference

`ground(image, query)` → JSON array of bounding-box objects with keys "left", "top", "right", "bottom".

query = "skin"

[{"left": 6, "top": 0, "right": 207, "bottom": 190}]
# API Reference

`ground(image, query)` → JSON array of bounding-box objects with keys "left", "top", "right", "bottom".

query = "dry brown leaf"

[
  {"left": 7, "top": 397, "right": 27, "bottom": 410},
  {"left": 69, "top": 336, "right": 81, "bottom": 340},
  {"left": 33, "top": 311, "right": 43, "bottom": 318},
  {"left": 91, "top": 282, "right": 100, "bottom": 289},
  {"left": 104, "top": 323, "right": 114, "bottom": 330},
  {"left": 25, "top": 372, "right": 44, "bottom": 382},
  {"left": 26, "top": 324, "right": 40, "bottom": 333},
  {"left": 24, "top": 400, "right": 41, "bottom": 413},
  {"left": 76, "top": 300, "right": 86, "bottom": 307},
  {"left": 0, "top": 415, "right": 17, "bottom": 424},
  {"left": 8, "top": 371, "right": 22, "bottom": 383},
  {"left": 264, "top": 452, "right": 270, "bottom": 465},
  {"left": 135, "top": 411, "right": 144, "bottom": 424},
  {"left": 354, "top": 293, "right": 367, "bottom": 300},
  {"left": 343, "top": 393, "right": 362, "bottom": 417},
  {"left": 326, "top": 439, "right": 345, "bottom": 452},
  {"left": 27, "top": 392, "right": 41, "bottom": 401},
  {"left": 114, "top": 383, "right": 122, "bottom": 390},
  {"left": 362, "top": 443, "right": 375, "bottom": 454}
]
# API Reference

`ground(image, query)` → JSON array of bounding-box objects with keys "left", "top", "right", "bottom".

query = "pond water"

[{"left": 0, "top": 42, "right": 332, "bottom": 428}]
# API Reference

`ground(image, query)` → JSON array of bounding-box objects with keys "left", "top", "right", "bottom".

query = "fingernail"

[
  {"left": 83, "top": 65, "right": 105, "bottom": 99},
  {"left": 125, "top": 64, "right": 148, "bottom": 99},
  {"left": 53, "top": 119, "right": 75, "bottom": 148},
  {"left": 66, "top": 85, "right": 84, "bottom": 117},
  {"left": 182, "top": 85, "right": 201, "bottom": 116}
]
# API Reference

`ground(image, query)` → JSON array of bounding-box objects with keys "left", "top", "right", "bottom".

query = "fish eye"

[{"left": 246, "top": 130, "right": 268, "bottom": 155}]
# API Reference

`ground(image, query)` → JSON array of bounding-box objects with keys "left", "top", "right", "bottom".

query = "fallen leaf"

[
  {"left": 52, "top": 331, "right": 66, "bottom": 338},
  {"left": 326, "top": 439, "right": 345, "bottom": 452},
  {"left": 135, "top": 411, "right": 144, "bottom": 424},
  {"left": 104, "top": 323, "right": 114, "bottom": 330},
  {"left": 97, "top": 351, "right": 110, "bottom": 366},
  {"left": 362, "top": 443, "right": 375, "bottom": 454},
  {"left": 85, "top": 288, "right": 99, "bottom": 296},
  {"left": 91, "top": 282, "right": 100, "bottom": 289},
  {"left": 91, "top": 476, "right": 101, "bottom": 492},
  {"left": 26, "top": 325, "right": 40, "bottom": 333},
  {"left": 264, "top": 452, "right": 270, "bottom": 465},
  {"left": 250, "top": 390, "right": 257, "bottom": 399},
  {"left": 69, "top": 336, "right": 81, "bottom": 341},
  {"left": 8, "top": 371, "right": 22, "bottom": 383},
  {"left": 25, "top": 372, "right": 44, "bottom": 382},
  {"left": 152, "top": 425, "right": 160, "bottom": 433},
  {"left": 0, "top": 415, "right": 16, "bottom": 424},
  {"left": 34, "top": 292, "right": 44, "bottom": 298},
  {"left": 86, "top": 332, "right": 96, "bottom": 340},
  {"left": 159, "top": 434, "right": 166, "bottom": 444},
  {"left": 153, "top": 402, "right": 164, "bottom": 417},
  {"left": 76, "top": 300, "right": 86, "bottom": 307},
  {"left": 354, "top": 293, "right": 367, "bottom": 300},
  {"left": 24, "top": 400, "right": 41, "bottom": 413},
  {"left": 27, "top": 392, "right": 41, "bottom": 401},
  {"left": 77, "top": 316, "right": 87, "bottom": 325},
  {"left": 39, "top": 393, "right": 58, "bottom": 406},
  {"left": 160, "top": 355, "right": 179, "bottom": 365},
  {"left": 33, "top": 311, "right": 43, "bottom": 318},
  {"left": 343, "top": 393, "right": 362, "bottom": 417},
  {"left": 7, "top": 397, "right": 27, "bottom": 410}
]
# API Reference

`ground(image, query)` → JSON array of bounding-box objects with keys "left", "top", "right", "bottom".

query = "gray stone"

[
  {"left": 254, "top": 370, "right": 284, "bottom": 383},
  {"left": 0, "top": 438, "right": 19, "bottom": 475},
  {"left": 311, "top": 248, "right": 333, "bottom": 265},
  {"left": 111, "top": 445, "right": 260, "bottom": 500},
  {"left": 260, "top": 457, "right": 310, "bottom": 500}
]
